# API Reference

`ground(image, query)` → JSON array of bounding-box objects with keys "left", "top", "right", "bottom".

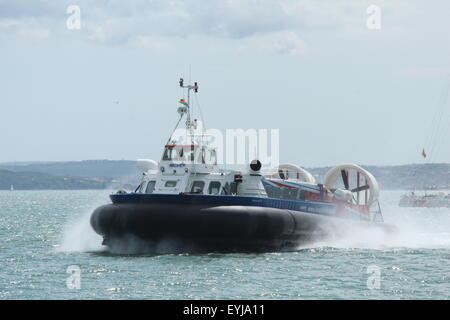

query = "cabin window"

[
  {"left": 195, "top": 148, "right": 206, "bottom": 164},
  {"left": 177, "top": 146, "right": 191, "bottom": 162},
  {"left": 297, "top": 190, "right": 306, "bottom": 200},
  {"left": 230, "top": 182, "right": 238, "bottom": 195},
  {"left": 208, "top": 181, "right": 221, "bottom": 195},
  {"left": 178, "top": 146, "right": 194, "bottom": 162},
  {"left": 191, "top": 181, "right": 205, "bottom": 193},
  {"left": 165, "top": 180, "right": 177, "bottom": 188},
  {"left": 282, "top": 188, "right": 298, "bottom": 200},
  {"left": 272, "top": 187, "right": 281, "bottom": 199},
  {"left": 221, "top": 182, "right": 230, "bottom": 195},
  {"left": 162, "top": 147, "right": 174, "bottom": 160},
  {"left": 139, "top": 182, "right": 147, "bottom": 193},
  {"left": 209, "top": 149, "right": 217, "bottom": 165},
  {"left": 264, "top": 185, "right": 274, "bottom": 198},
  {"left": 146, "top": 181, "right": 156, "bottom": 194},
  {"left": 164, "top": 145, "right": 196, "bottom": 162},
  {"left": 289, "top": 189, "right": 299, "bottom": 200},
  {"left": 190, "top": 145, "right": 195, "bottom": 161}
]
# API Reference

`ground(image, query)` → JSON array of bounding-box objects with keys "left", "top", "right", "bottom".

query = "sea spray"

[
  {"left": 298, "top": 206, "right": 450, "bottom": 250},
  {"left": 58, "top": 180, "right": 137, "bottom": 253},
  {"left": 382, "top": 207, "right": 450, "bottom": 249},
  {"left": 58, "top": 209, "right": 104, "bottom": 252},
  {"left": 318, "top": 190, "right": 450, "bottom": 250}
]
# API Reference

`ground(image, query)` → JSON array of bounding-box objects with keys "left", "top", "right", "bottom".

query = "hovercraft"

[{"left": 90, "top": 79, "right": 396, "bottom": 254}]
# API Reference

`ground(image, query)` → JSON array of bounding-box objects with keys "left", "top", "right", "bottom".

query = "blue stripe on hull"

[{"left": 110, "top": 193, "right": 338, "bottom": 217}]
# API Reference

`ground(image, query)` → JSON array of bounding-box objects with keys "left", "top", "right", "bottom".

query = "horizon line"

[{"left": 0, "top": 159, "right": 449, "bottom": 168}]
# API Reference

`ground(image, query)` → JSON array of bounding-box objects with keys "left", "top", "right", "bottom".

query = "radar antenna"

[{"left": 178, "top": 78, "right": 199, "bottom": 144}]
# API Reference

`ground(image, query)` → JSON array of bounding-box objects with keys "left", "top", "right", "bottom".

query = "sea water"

[{"left": 0, "top": 190, "right": 449, "bottom": 299}]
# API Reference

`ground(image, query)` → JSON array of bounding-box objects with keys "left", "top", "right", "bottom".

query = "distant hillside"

[
  {"left": 1, "top": 160, "right": 449, "bottom": 190},
  {"left": 0, "top": 169, "right": 109, "bottom": 190},
  {"left": 307, "top": 163, "right": 450, "bottom": 190},
  {"left": 0, "top": 160, "right": 136, "bottom": 178}
]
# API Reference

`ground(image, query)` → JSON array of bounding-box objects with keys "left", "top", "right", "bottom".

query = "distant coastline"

[{"left": 1, "top": 160, "right": 449, "bottom": 191}]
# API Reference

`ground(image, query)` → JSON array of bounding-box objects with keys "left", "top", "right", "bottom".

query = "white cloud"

[
  {"left": 75, "top": 0, "right": 302, "bottom": 42},
  {"left": 0, "top": 0, "right": 433, "bottom": 51},
  {"left": 272, "top": 31, "right": 306, "bottom": 55},
  {"left": 235, "top": 30, "right": 306, "bottom": 56},
  {"left": 0, "top": 17, "right": 50, "bottom": 39},
  {"left": 17, "top": 27, "right": 49, "bottom": 39}
]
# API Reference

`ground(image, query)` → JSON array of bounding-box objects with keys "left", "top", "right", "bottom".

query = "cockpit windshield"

[
  {"left": 163, "top": 145, "right": 195, "bottom": 162},
  {"left": 163, "top": 146, "right": 174, "bottom": 160}
]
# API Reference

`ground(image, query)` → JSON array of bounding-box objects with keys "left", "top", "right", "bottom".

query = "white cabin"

[{"left": 134, "top": 78, "right": 268, "bottom": 197}]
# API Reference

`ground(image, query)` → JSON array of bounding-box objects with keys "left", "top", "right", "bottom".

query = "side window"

[
  {"left": 178, "top": 147, "right": 185, "bottom": 161},
  {"left": 272, "top": 187, "right": 281, "bottom": 199},
  {"left": 195, "top": 148, "right": 206, "bottom": 164},
  {"left": 165, "top": 180, "right": 177, "bottom": 188},
  {"left": 264, "top": 185, "right": 274, "bottom": 198},
  {"left": 209, "top": 150, "right": 217, "bottom": 165},
  {"left": 191, "top": 181, "right": 205, "bottom": 193},
  {"left": 163, "top": 147, "right": 173, "bottom": 160},
  {"left": 139, "top": 182, "right": 147, "bottom": 193},
  {"left": 230, "top": 182, "right": 238, "bottom": 195},
  {"left": 145, "top": 181, "right": 156, "bottom": 194},
  {"left": 298, "top": 190, "right": 306, "bottom": 200},
  {"left": 221, "top": 182, "right": 230, "bottom": 195},
  {"left": 288, "top": 189, "right": 298, "bottom": 200},
  {"left": 208, "top": 181, "right": 221, "bottom": 195}
]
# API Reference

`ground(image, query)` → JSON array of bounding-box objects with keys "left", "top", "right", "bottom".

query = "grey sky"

[{"left": 0, "top": 0, "right": 449, "bottom": 167}]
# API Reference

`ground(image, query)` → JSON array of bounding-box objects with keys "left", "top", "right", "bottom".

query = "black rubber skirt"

[{"left": 90, "top": 203, "right": 397, "bottom": 254}]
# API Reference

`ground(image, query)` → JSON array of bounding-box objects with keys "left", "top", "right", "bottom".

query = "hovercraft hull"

[{"left": 90, "top": 196, "right": 396, "bottom": 254}]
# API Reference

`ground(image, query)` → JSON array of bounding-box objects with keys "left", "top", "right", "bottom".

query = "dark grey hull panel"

[{"left": 90, "top": 203, "right": 396, "bottom": 254}]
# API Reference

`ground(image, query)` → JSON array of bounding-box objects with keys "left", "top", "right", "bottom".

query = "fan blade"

[
  {"left": 351, "top": 185, "right": 370, "bottom": 193},
  {"left": 341, "top": 170, "right": 349, "bottom": 190}
]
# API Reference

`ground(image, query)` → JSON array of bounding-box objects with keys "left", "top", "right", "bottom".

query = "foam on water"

[
  {"left": 307, "top": 221, "right": 450, "bottom": 251},
  {"left": 309, "top": 190, "right": 450, "bottom": 250}
]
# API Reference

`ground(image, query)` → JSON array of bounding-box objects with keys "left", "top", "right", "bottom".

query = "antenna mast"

[{"left": 179, "top": 78, "right": 199, "bottom": 145}]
